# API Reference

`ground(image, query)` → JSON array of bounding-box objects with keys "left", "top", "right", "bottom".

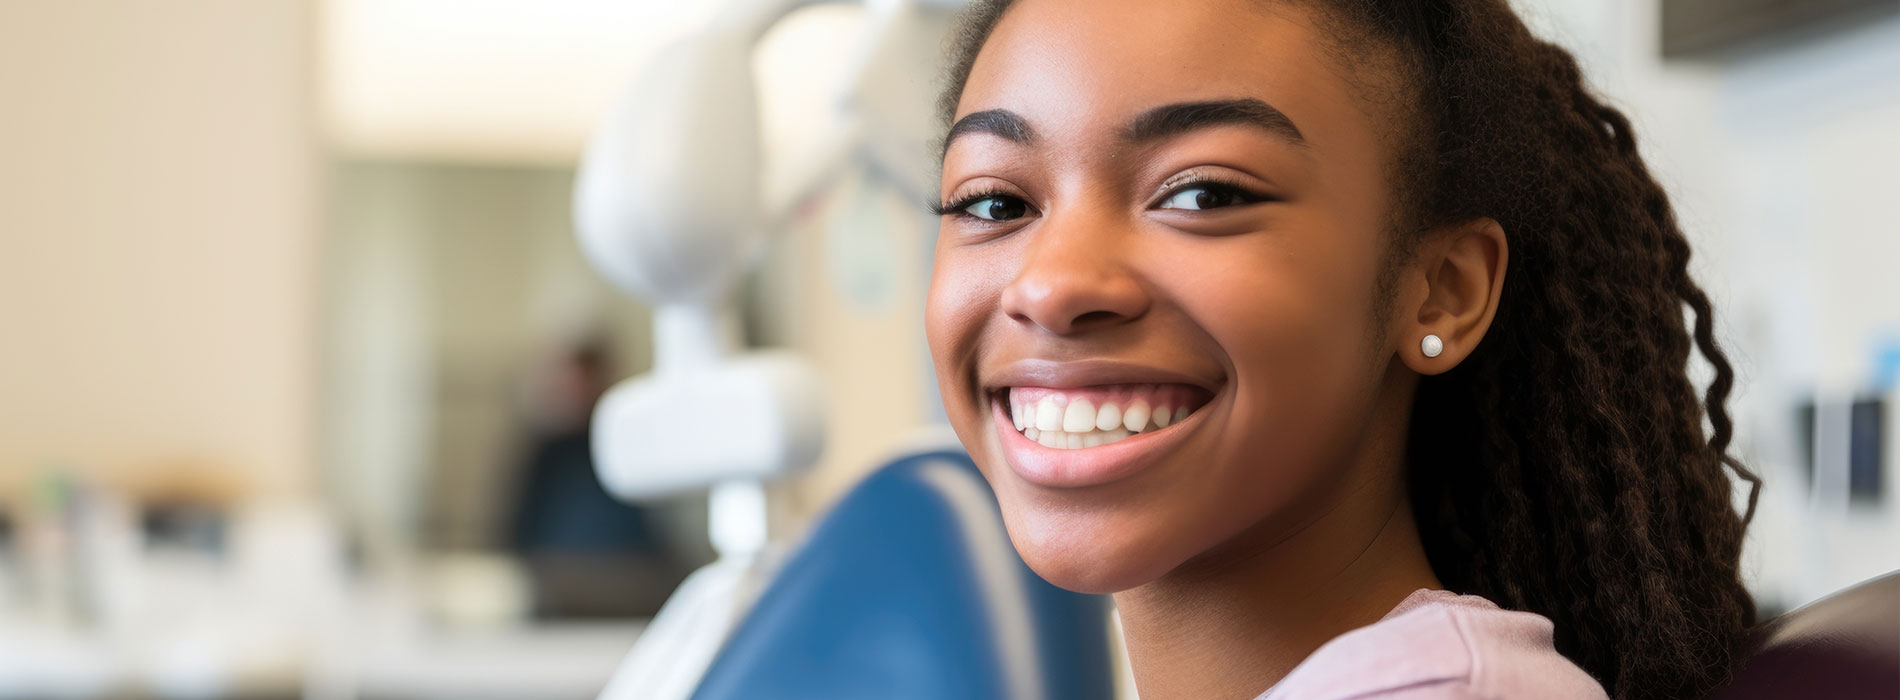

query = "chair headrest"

[{"left": 1710, "top": 571, "right": 1900, "bottom": 700}]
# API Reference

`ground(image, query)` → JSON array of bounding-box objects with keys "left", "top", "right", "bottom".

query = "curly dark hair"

[{"left": 935, "top": 2, "right": 1764, "bottom": 699}]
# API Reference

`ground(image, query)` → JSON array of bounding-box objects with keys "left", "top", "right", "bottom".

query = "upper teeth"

[{"left": 1009, "top": 391, "right": 1195, "bottom": 450}]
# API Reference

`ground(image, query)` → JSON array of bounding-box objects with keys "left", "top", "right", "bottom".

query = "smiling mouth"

[{"left": 1000, "top": 384, "right": 1214, "bottom": 449}]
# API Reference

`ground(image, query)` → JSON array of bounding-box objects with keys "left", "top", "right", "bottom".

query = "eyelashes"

[
  {"left": 1153, "top": 177, "right": 1272, "bottom": 211},
  {"left": 928, "top": 187, "right": 1017, "bottom": 218},
  {"left": 931, "top": 177, "right": 1274, "bottom": 222}
]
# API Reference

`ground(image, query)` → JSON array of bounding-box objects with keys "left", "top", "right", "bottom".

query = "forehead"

[{"left": 956, "top": 0, "right": 1376, "bottom": 153}]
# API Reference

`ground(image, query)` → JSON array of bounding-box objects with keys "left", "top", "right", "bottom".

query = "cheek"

[
  {"left": 924, "top": 243, "right": 997, "bottom": 426},
  {"left": 1183, "top": 224, "right": 1384, "bottom": 396},
  {"left": 924, "top": 236, "right": 975, "bottom": 366},
  {"left": 923, "top": 263, "right": 955, "bottom": 369},
  {"left": 1213, "top": 253, "right": 1378, "bottom": 418},
  {"left": 1177, "top": 226, "right": 1389, "bottom": 514}
]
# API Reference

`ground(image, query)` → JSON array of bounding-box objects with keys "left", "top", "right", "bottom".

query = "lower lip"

[{"left": 990, "top": 395, "right": 1205, "bottom": 488}]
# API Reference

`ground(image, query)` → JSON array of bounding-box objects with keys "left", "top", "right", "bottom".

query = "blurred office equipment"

[{"left": 1661, "top": 0, "right": 1900, "bottom": 58}]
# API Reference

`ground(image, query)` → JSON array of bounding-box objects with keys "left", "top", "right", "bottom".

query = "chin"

[{"left": 988, "top": 486, "right": 1193, "bottom": 595}]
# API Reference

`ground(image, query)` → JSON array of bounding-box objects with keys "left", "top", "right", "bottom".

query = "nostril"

[{"left": 1000, "top": 263, "right": 1150, "bottom": 334}]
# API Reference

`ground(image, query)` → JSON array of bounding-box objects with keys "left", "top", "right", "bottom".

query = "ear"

[{"left": 1394, "top": 218, "right": 1507, "bottom": 375}]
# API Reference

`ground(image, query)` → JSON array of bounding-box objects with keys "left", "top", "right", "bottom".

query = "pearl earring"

[{"left": 1421, "top": 334, "right": 1444, "bottom": 358}]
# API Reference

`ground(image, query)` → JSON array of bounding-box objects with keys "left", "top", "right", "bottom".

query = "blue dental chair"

[
  {"left": 689, "top": 450, "right": 1116, "bottom": 700},
  {"left": 682, "top": 447, "right": 1900, "bottom": 700}
]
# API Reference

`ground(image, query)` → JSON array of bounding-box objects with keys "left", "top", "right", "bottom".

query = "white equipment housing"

[{"left": 573, "top": 1, "right": 960, "bottom": 698}]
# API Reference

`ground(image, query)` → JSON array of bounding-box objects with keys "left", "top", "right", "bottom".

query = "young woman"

[{"left": 922, "top": 1, "right": 1760, "bottom": 698}]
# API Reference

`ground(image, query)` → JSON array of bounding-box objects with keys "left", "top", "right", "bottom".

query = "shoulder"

[{"left": 1258, "top": 590, "right": 1608, "bottom": 700}]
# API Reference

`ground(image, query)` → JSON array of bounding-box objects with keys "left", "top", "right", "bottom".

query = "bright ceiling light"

[{"left": 321, "top": 0, "right": 723, "bottom": 163}]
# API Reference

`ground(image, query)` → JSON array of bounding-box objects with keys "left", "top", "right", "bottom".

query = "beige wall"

[{"left": 0, "top": 0, "right": 321, "bottom": 498}]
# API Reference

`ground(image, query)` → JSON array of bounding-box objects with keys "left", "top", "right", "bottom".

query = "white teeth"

[
  {"left": 1063, "top": 399, "right": 1096, "bottom": 432},
  {"left": 1017, "top": 426, "right": 1140, "bottom": 450},
  {"left": 1035, "top": 397, "right": 1063, "bottom": 432},
  {"left": 1017, "top": 419, "right": 1152, "bottom": 450},
  {"left": 1122, "top": 400, "right": 1150, "bottom": 433},
  {"left": 1010, "top": 391, "right": 1200, "bottom": 450}
]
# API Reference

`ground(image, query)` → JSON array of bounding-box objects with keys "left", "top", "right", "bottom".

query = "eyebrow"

[
  {"left": 1124, "top": 98, "right": 1305, "bottom": 146},
  {"left": 938, "top": 97, "right": 1305, "bottom": 161},
  {"left": 940, "top": 109, "right": 1036, "bottom": 160}
]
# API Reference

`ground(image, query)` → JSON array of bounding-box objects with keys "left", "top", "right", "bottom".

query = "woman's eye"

[
  {"left": 963, "top": 196, "right": 1031, "bottom": 222},
  {"left": 1158, "top": 184, "right": 1251, "bottom": 211}
]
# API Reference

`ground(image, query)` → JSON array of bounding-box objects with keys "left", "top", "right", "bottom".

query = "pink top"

[{"left": 1253, "top": 589, "right": 1609, "bottom": 699}]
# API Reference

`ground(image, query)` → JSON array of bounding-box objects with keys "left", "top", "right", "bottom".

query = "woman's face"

[{"left": 926, "top": 0, "right": 1410, "bottom": 594}]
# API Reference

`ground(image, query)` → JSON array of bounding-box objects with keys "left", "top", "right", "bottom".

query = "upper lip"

[{"left": 983, "top": 358, "right": 1225, "bottom": 394}]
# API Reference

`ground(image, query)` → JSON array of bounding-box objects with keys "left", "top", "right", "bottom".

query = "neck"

[{"left": 1111, "top": 384, "right": 1443, "bottom": 700}]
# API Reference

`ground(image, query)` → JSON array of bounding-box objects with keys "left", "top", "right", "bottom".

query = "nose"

[{"left": 999, "top": 209, "right": 1150, "bottom": 335}]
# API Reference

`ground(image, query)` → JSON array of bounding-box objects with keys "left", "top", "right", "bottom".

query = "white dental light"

[
  {"left": 574, "top": 7, "right": 819, "bottom": 503},
  {"left": 578, "top": 2, "right": 960, "bottom": 697},
  {"left": 577, "top": 0, "right": 958, "bottom": 503}
]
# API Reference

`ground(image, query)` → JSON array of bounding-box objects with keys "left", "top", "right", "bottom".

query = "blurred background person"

[{"left": 508, "top": 338, "right": 692, "bottom": 619}]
